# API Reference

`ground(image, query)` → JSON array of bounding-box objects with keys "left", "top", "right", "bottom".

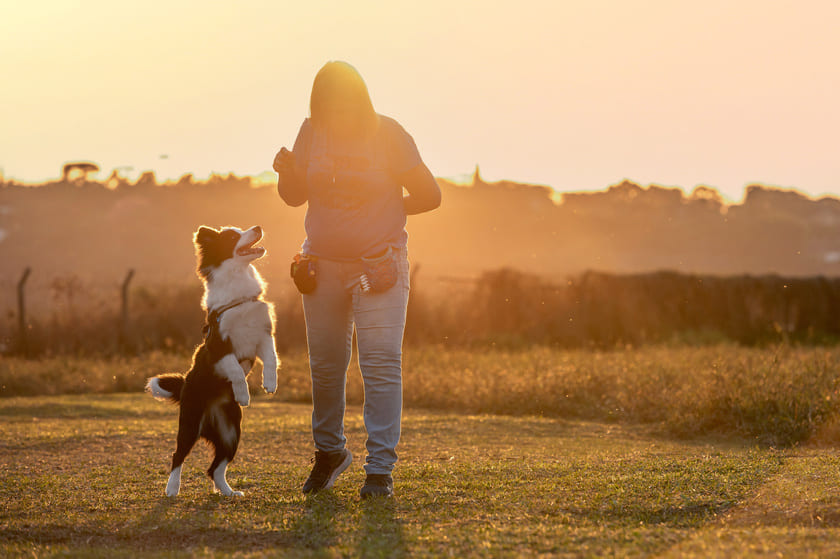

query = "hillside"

[{"left": 1, "top": 171, "right": 839, "bottom": 292}]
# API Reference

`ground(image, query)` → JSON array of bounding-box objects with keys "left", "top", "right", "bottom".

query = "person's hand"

[
  {"left": 272, "top": 147, "right": 296, "bottom": 176},
  {"left": 274, "top": 146, "right": 307, "bottom": 206}
]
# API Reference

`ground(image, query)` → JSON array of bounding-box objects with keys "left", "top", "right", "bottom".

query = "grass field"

[
  {"left": 3, "top": 389, "right": 840, "bottom": 557},
  {"left": 4, "top": 344, "right": 840, "bottom": 445}
]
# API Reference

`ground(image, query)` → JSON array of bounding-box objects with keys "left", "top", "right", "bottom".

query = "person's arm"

[
  {"left": 274, "top": 120, "right": 310, "bottom": 207},
  {"left": 386, "top": 117, "right": 441, "bottom": 215},
  {"left": 274, "top": 148, "right": 307, "bottom": 207},
  {"left": 399, "top": 163, "right": 441, "bottom": 215}
]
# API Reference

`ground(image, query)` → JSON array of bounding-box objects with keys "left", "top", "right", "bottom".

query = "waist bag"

[
  {"left": 290, "top": 253, "right": 318, "bottom": 294},
  {"left": 360, "top": 247, "right": 398, "bottom": 293}
]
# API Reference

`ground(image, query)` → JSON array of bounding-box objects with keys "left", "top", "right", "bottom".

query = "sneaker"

[
  {"left": 302, "top": 449, "right": 352, "bottom": 494},
  {"left": 360, "top": 473, "right": 393, "bottom": 499}
]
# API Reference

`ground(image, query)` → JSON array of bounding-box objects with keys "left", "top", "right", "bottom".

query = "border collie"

[{"left": 145, "top": 225, "right": 278, "bottom": 497}]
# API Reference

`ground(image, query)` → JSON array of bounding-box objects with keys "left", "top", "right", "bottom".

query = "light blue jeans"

[{"left": 302, "top": 247, "right": 409, "bottom": 475}]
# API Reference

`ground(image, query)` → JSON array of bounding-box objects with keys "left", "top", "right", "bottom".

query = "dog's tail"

[{"left": 145, "top": 373, "right": 185, "bottom": 404}]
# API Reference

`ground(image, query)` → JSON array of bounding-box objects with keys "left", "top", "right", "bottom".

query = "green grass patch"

[{"left": 0, "top": 392, "right": 811, "bottom": 557}]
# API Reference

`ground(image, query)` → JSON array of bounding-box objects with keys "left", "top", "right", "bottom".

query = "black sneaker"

[
  {"left": 360, "top": 473, "right": 393, "bottom": 499},
  {"left": 302, "top": 449, "right": 352, "bottom": 494}
]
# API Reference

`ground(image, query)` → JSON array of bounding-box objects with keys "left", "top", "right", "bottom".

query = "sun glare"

[{"left": 1, "top": 1, "right": 838, "bottom": 199}]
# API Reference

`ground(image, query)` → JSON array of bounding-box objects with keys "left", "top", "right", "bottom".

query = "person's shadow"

[
  {"left": 292, "top": 491, "right": 345, "bottom": 549},
  {"left": 359, "top": 497, "right": 405, "bottom": 557},
  {"left": 290, "top": 492, "right": 404, "bottom": 555}
]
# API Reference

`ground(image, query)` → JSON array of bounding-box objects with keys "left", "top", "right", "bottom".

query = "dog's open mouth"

[{"left": 236, "top": 238, "right": 265, "bottom": 258}]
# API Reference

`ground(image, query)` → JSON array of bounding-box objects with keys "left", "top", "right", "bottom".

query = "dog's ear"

[
  {"left": 194, "top": 226, "right": 218, "bottom": 246},
  {"left": 194, "top": 227, "right": 219, "bottom": 278}
]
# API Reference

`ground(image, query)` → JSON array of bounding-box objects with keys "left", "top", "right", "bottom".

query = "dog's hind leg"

[
  {"left": 167, "top": 400, "right": 202, "bottom": 497},
  {"left": 205, "top": 400, "right": 243, "bottom": 496},
  {"left": 166, "top": 466, "right": 183, "bottom": 497},
  {"left": 210, "top": 458, "right": 242, "bottom": 497}
]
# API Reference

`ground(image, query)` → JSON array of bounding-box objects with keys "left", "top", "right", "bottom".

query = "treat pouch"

[
  {"left": 291, "top": 253, "right": 318, "bottom": 294},
  {"left": 360, "top": 247, "right": 398, "bottom": 293}
]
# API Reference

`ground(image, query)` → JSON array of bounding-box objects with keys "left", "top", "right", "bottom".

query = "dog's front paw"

[
  {"left": 235, "top": 391, "right": 251, "bottom": 407},
  {"left": 263, "top": 374, "right": 277, "bottom": 394},
  {"left": 232, "top": 381, "right": 250, "bottom": 407}
]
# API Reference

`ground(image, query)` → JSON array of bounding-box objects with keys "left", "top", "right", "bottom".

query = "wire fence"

[{"left": 3, "top": 266, "right": 840, "bottom": 357}]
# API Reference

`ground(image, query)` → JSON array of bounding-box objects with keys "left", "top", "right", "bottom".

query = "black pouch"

[
  {"left": 290, "top": 253, "right": 317, "bottom": 294},
  {"left": 359, "top": 247, "right": 398, "bottom": 293}
]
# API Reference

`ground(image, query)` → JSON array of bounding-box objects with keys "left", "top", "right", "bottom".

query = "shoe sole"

[{"left": 320, "top": 449, "right": 353, "bottom": 491}]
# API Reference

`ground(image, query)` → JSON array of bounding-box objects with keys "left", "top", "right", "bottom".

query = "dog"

[{"left": 145, "top": 225, "right": 278, "bottom": 497}]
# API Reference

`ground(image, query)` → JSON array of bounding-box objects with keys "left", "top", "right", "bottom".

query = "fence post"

[
  {"left": 17, "top": 267, "right": 31, "bottom": 355},
  {"left": 120, "top": 269, "right": 135, "bottom": 350}
]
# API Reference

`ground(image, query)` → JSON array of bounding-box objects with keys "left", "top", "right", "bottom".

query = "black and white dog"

[{"left": 146, "top": 226, "right": 278, "bottom": 497}]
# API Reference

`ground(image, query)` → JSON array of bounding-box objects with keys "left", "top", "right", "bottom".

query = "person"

[{"left": 273, "top": 61, "right": 441, "bottom": 498}]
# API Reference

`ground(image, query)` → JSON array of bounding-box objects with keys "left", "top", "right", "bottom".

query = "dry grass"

[{"left": 2, "top": 344, "right": 839, "bottom": 446}]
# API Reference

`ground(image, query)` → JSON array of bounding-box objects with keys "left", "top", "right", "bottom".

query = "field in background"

[{"left": 3, "top": 344, "right": 840, "bottom": 448}]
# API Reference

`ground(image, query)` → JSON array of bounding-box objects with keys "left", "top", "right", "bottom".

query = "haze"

[{"left": 1, "top": 0, "right": 838, "bottom": 201}]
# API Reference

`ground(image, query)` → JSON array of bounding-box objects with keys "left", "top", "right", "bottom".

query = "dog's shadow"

[{"left": 138, "top": 489, "right": 404, "bottom": 554}]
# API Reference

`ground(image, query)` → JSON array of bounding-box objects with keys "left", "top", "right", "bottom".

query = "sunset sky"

[{"left": 1, "top": 0, "right": 838, "bottom": 201}]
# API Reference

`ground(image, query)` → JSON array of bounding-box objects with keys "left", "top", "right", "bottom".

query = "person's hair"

[{"left": 309, "top": 61, "right": 379, "bottom": 140}]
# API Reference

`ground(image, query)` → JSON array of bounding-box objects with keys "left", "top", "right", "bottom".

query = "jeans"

[{"left": 302, "top": 247, "right": 409, "bottom": 475}]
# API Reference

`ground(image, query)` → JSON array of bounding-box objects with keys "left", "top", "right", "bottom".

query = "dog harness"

[{"left": 203, "top": 296, "right": 260, "bottom": 336}]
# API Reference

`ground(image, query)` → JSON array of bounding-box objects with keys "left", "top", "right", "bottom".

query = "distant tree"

[
  {"left": 205, "top": 173, "right": 251, "bottom": 190},
  {"left": 471, "top": 165, "right": 486, "bottom": 186},
  {"left": 62, "top": 162, "right": 100, "bottom": 183},
  {"left": 133, "top": 171, "right": 158, "bottom": 189},
  {"left": 606, "top": 180, "right": 644, "bottom": 202},
  {"left": 175, "top": 173, "right": 195, "bottom": 188},
  {"left": 689, "top": 185, "right": 725, "bottom": 212},
  {"left": 106, "top": 170, "right": 131, "bottom": 190},
  {"left": 640, "top": 185, "right": 684, "bottom": 208}
]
